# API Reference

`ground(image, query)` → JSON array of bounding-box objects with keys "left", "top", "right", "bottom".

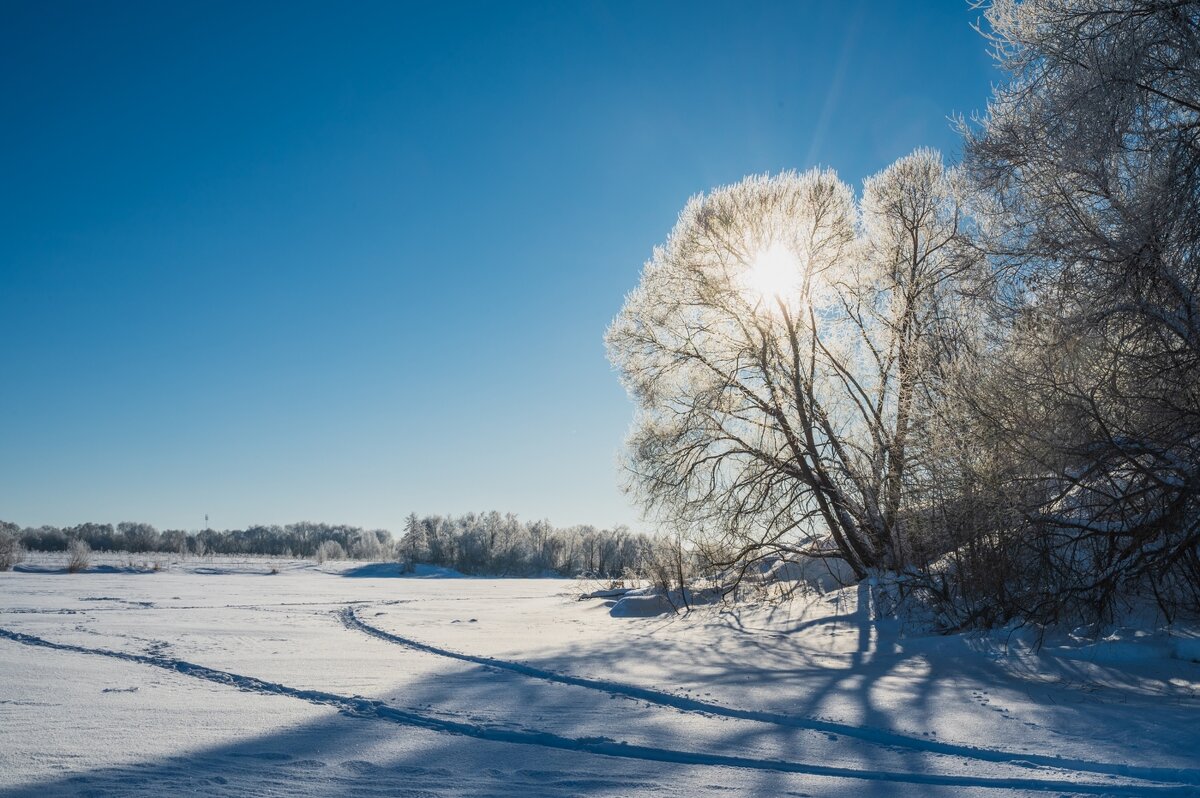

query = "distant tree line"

[
  {"left": 397, "top": 512, "right": 657, "bottom": 577},
  {"left": 0, "top": 519, "right": 393, "bottom": 559},
  {"left": 0, "top": 514, "right": 660, "bottom": 578}
]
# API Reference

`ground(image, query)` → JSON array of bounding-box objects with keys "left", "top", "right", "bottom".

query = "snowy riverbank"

[{"left": 2, "top": 564, "right": 1198, "bottom": 796}]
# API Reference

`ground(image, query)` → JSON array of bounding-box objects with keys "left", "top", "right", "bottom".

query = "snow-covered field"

[{"left": 2, "top": 559, "right": 1198, "bottom": 797}]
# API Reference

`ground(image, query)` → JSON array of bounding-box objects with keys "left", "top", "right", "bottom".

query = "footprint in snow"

[{"left": 340, "top": 760, "right": 380, "bottom": 774}]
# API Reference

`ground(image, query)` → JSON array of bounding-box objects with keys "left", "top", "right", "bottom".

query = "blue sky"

[{"left": 0, "top": 1, "right": 996, "bottom": 533}]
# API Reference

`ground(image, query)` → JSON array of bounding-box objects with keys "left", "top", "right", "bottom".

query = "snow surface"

[{"left": 1, "top": 557, "right": 1198, "bottom": 796}]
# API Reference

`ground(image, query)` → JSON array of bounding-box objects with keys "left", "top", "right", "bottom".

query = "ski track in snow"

[
  {"left": 339, "top": 605, "right": 1200, "bottom": 789},
  {"left": 3, "top": 599, "right": 394, "bottom": 614},
  {"left": 2, "top": 624, "right": 1194, "bottom": 795}
]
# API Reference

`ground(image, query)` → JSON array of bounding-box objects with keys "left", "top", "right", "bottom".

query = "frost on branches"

[{"left": 606, "top": 152, "right": 980, "bottom": 581}]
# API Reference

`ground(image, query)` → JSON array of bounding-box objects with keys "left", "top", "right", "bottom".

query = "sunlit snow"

[{"left": 2, "top": 558, "right": 1197, "bottom": 797}]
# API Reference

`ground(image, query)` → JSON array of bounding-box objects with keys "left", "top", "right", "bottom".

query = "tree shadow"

[{"left": 3, "top": 586, "right": 1198, "bottom": 797}]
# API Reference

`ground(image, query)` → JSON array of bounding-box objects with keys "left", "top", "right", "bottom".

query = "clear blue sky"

[{"left": 1, "top": 1, "right": 996, "bottom": 533}]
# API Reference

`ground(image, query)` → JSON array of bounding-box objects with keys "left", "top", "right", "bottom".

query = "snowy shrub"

[
  {"left": 314, "top": 540, "right": 346, "bottom": 564},
  {"left": 0, "top": 529, "right": 24, "bottom": 571},
  {"left": 349, "top": 530, "right": 387, "bottom": 560},
  {"left": 67, "top": 539, "right": 91, "bottom": 573},
  {"left": 639, "top": 535, "right": 698, "bottom": 612}
]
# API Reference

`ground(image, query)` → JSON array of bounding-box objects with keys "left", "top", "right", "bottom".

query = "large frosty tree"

[{"left": 607, "top": 151, "right": 976, "bottom": 578}]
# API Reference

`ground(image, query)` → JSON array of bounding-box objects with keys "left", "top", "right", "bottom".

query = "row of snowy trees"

[
  {"left": 398, "top": 512, "right": 659, "bottom": 577},
  {"left": 0, "top": 515, "right": 662, "bottom": 579},
  {"left": 0, "top": 520, "right": 392, "bottom": 560},
  {"left": 607, "top": 0, "right": 1200, "bottom": 626}
]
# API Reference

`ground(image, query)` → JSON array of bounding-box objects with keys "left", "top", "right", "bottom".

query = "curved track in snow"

[
  {"left": 340, "top": 605, "right": 1200, "bottom": 789},
  {"left": 2, "top": 625, "right": 1195, "bottom": 795}
]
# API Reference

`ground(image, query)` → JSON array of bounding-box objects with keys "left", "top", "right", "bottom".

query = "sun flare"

[{"left": 742, "top": 243, "right": 802, "bottom": 308}]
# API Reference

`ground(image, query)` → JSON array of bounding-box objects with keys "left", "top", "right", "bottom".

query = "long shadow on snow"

[
  {"left": 3, "top": 625, "right": 1195, "bottom": 797},
  {"left": 0, "top": 629, "right": 1051, "bottom": 798},
  {"left": 342, "top": 585, "right": 1200, "bottom": 788},
  {"left": 0, "top": 667, "right": 665, "bottom": 798}
]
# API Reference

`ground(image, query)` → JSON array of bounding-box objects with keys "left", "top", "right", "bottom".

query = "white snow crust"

[{"left": 1, "top": 556, "right": 1198, "bottom": 797}]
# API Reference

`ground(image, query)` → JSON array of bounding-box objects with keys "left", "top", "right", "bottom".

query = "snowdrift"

[{"left": 746, "top": 556, "right": 856, "bottom": 594}]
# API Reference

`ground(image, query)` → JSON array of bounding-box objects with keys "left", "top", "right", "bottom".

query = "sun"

[{"left": 741, "top": 242, "right": 803, "bottom": 308}]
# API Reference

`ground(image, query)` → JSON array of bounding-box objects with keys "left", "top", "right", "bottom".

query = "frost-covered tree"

[
  {"left": 0, "top": 523, "right": 24, "bottom": 571},
  {"left": 857, "top": 150, "right": 982, "bottom": 562},
  {"left": 962, "top": 0, "right": 1200, "bottom": 618},
  {"left": 314, "top": 539, "right": 346, "bottom": 564},
  {"left": 117, "top": 522, "right": 160, "bottom": 553},
  {"left": 400, "top": 512, "right": 427, "bottom": 568},
  {"left": 349, "top": 529, "right": 389, "bottom": 560},
  {"left": 607, "top": 153, "right": 977, "bottom": 577},
  {"left": 160, "top": 529, "right": 188, "bottom": 557}
]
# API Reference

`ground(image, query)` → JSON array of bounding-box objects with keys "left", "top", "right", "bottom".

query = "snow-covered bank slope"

[{"left": 1, "top": 566, "right": 1197, "bottom": 796}]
